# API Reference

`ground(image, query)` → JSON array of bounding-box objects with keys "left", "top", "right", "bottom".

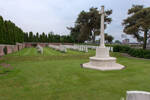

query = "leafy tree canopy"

[
  {"left": 122, "top": 5, "right": 150, "bottom": 49},
  {"left": 68, "top": 7, "right": 112, "bottom": 43}
]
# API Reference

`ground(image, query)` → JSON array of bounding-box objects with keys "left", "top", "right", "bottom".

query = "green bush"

[
  {"left": 143, "top": 50, "right": 150, "bottom": 59},
  {"left": 113, "top": 45, "right": 150, "bottom": 59},
  {"left": 113, "top": 45, "right": 130, "bottom": 53},
  {"left": 3, "top": 46, "right": 7, "bottom": 55},
  {"left": 113, "top": 45, "right": 121, "bottom": 52},
  {"left": 128, "top": 48, "right": 136, "bottom": 57}
]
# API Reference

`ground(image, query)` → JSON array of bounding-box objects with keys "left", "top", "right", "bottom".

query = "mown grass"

[{"left": 0, "top": 48, "right": 150, "bottom": 100}]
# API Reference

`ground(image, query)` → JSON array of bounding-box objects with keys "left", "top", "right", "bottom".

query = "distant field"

[{"left": 0, "top": 48, "right": 150, "bottom": 100}]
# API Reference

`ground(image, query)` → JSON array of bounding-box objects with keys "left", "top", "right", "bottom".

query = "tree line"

[
  {"left": 68, "top": 7, "right": 114, "bottom": 43},
  {"left": 68, "top": 5, "right": 150, "bottom": 49},
  {"left": 1, "top": 5, "right": 150, "bottom": 49},
  {"left": 0, "top": 16, "right": 74, "bottom": 44},
  {"left": 24, "top": 32, "right": 73, "bottom": 43},
  {"left": 0, "top": 16, "right": 24, "bottom": 44}
]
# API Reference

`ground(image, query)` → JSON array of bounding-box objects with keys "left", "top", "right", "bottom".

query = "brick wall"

[
  {"left": 13, "top": 45, "right": 18, "bottom": 52},
  {"left": 24, "top": 43, "right": 62, "bottom": 47},
  {"left": 0, "top": 43, "right": 25, "bottom": 57},
  {"left": 0, "top": 45, "right": 5, "bottom": 56},
  {"left": 0, "top": 43, "right": 73, "bottom": 56},
  {"left": 6, "top": 45, "right": 13, "bottom": 54}
]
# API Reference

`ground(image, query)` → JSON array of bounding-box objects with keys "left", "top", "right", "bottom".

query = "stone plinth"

[
  {"left": 83, "top": 47, "right": 125, "bottom": 71},
  {"left": 126, "top": 91, "right": 150, "bottom": 100},
  {"left": 83, "top": 6, "right": 124, "bottom": 71},
  {"left": 96, "top": 47, "right": 109, "bottom": 58}
]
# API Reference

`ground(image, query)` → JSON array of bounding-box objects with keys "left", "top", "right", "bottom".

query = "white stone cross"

[{"left": 99, "top": 6, "right": 105, "bottom": 47}]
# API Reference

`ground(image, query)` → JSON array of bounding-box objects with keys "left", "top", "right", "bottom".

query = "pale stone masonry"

[
  {"left": 48, "top": 45, "right": 67, "bottom": 53},
  {"left": 83, "top": 6, "right": 125, "bottom": 71},
  {"left": 126, "top": 91, "right": 150, "bottom": 100},
  {"left": 100, "top": 6, "right": 105, "bottom": 48},
  {"left": 36, "top": 45, "right": 43, "bottom": 54},
  {"left": 0, "top": 43, "right": 25, "bottom": 56}
]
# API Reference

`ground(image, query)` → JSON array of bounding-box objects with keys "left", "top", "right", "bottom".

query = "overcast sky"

[{"left": 0, "top": 0, "right": 150, "bottom": 41}]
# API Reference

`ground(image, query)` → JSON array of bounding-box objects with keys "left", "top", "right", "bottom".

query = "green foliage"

[
  {"left": 122, "top": 5, "right": 150, "bottom": 49},
  {"left": 105, "top": 33, "right": 114, "bottom": 43},
  {"left": 143, "top": 50, "right": 150, "bottom": 59},
  {"left": 3, "top": 46, "right": 7, "bottom": 55},
  {"left": 0, "top": 16, "right": 24, "bottom": 44},
  {"left": 113, "top": 45, "right": 150, "bottom": 59},
  {"left": 24, "top": 31, "right": 73, "bottom": 43},
  {"left": 114, "top": 40, "right": 121, "bottom": 44},
  {"left": 0, "top": 15, "right": 73, "bottom": 44},
  {"left": 113, "top": 45, "right": 130, "bottom": 53},
  {"left": 68, "top": 7, "right": 112, "bottom": 43},
  {"left": 1, "top": 48, "right": 150, "bottom": 100}
]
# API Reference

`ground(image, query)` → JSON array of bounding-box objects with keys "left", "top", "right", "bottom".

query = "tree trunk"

[
  {"left": 92, "top": 34, "right": 95, "bottom": 43},
  {"left": 143, "top": 30, "right": 148, "bottom": 50},
  {"left": 91, "top": 30, "right": 95, "bottom": 43}
]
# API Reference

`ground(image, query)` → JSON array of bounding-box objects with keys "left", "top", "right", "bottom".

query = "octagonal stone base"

[{"left": 83, "top": 47, "right": 125, "bottom": 71}]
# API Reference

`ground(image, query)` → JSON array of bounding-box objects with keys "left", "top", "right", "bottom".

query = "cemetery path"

[{"left": 121, "top": 53, "right": 150, "bottom": 60}]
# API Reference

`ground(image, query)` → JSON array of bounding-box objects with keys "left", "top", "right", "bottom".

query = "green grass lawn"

[{"left": 0, "top": 48, "right": 150, "bottom": 100}]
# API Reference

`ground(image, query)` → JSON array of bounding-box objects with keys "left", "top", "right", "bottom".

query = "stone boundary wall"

[
  {"left": 0, "top": 43, "right": 25, "bottom": 57},
  {"left": 0, "top": 45, "right": 5, "bottom": 56},
  {"left": 24, "top": 42, "right": 73, "bottom": 48},
  {"left": 0, "top": 43, "right": 73, "bottom": 56}
]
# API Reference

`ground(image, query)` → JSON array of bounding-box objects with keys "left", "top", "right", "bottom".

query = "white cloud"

[{"left": 0, "top": 0, "right": 149, "bottom": 41}]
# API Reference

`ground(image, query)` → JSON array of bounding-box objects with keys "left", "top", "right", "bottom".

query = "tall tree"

[
  {"left": 67, "top": 25, "right": 81, "bottom": 43},
  {"left": 36, "top": 32, "right": 39, "bottom": 42},
  {"left": 0, "top": 16, "right": 24, "bottom": 44},
  {"left": 68, "top": 7, "right": 112, "bottom": 43},
  {"left": 24, "top": 32, "right": 28, "bottom": 42},
  {"left": 28, "top": 32, "right": 34, "bottom": 42},
  {"left": 105, "top": 33, "right": 114, "bottom": 43},
  {"left": 122, "top": 5, "right": 150, "bottom": 49},
  {"left": 0, "top": 16, "right": 4, "bottom": 44}
]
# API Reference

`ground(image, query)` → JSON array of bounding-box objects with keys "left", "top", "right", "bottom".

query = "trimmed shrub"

[
  {"left": 3, "top": 46, "right": 7, "bottom": 55},
  {"left": 143, "top": 50, "right": 150, "bottom": 59},
  {"left": 113, "top": 45, "right": 122, "bottom": 52},
  {"left": 113, "top": 45, "right": 130, "bottom": 53},
  {"left": 113, "top": 45, "right": 150, "bottom": 59}
]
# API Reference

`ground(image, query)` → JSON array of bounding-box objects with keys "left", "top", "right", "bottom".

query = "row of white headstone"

[
  {"left": 74, "top": 45, "right": 114, "bottom": 52},
  {"left": 85, "top": 45, "right": 98, "bottom": 50},
  {"left": 36, "top": 45, "right": 43, "bottom": 54},
  {"left": 48, "top": 44, "right": 113, "bottom": 53},
  {"left": 48, "top": 45, "right": 67, "bottom": 53},
  {"left": 64, "top": 45, "right": 88, "bottom": 53}
]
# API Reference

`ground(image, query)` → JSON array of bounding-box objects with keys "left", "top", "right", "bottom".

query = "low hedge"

[{"left": 113, "top": 45, "right": 150, "bottom": 59}]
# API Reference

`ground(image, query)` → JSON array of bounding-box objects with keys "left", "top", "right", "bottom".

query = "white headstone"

[
  {"left": 36, "top": 45, "right": 43, "bottom": 54},
  {"left": 126, "top": 91, "right": 150, "bottom": 100}
]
